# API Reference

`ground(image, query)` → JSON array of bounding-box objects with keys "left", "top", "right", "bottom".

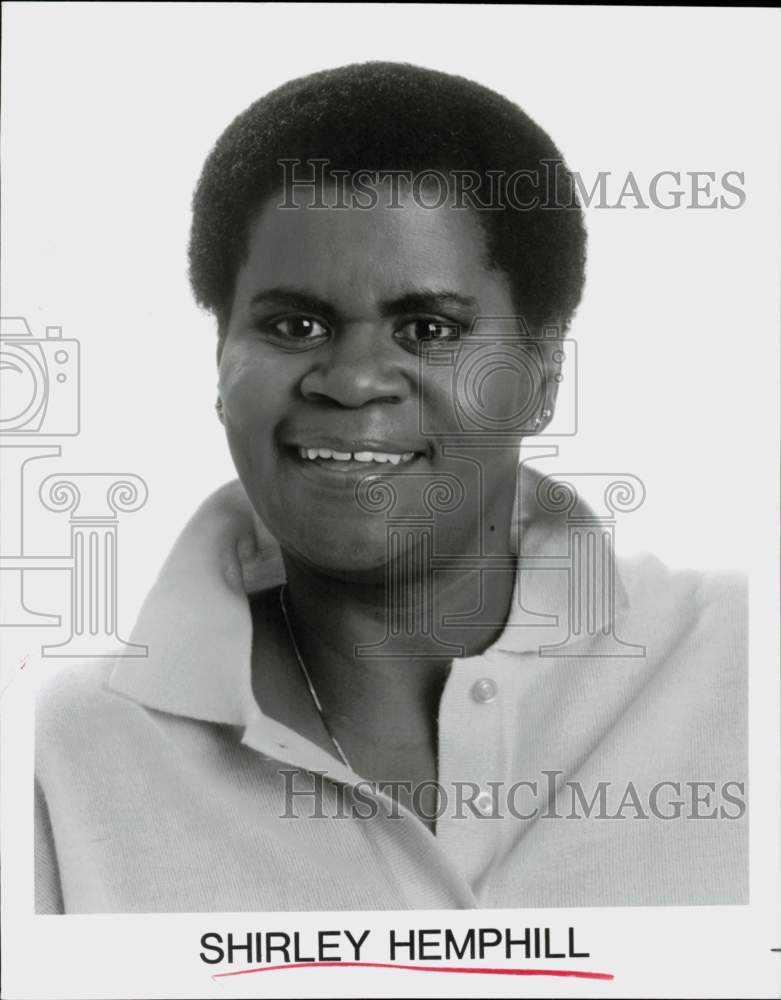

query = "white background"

[{"left": 2, "top": 4, "right": 780, "bottom": 999}]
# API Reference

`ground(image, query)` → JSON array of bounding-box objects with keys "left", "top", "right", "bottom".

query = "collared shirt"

[{"left": 34, "top": 474, "right": 748, "bottom": 913}]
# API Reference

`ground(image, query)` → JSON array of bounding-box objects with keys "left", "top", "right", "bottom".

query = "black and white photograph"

[{"left": 1, "top": 4, "right": 779, "bottom": 999}]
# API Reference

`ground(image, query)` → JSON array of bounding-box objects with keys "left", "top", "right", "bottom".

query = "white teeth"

[{"left": 296, "top": 447, "right": 417, "bottom": 464}]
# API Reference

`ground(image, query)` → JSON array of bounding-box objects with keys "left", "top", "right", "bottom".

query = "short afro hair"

[{"left": 188, "top": 61, "right": 586, "bottom": 332}]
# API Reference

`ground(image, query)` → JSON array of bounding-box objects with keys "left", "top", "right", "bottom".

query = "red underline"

[{"left": 212, "top": 960, "right": 614, "bottom": 981}]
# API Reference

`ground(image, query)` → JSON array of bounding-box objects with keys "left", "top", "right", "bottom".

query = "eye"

[
  {"left": 257, "top": 315, "right": 330, "bottom": 349},
  {"left": 394, "top": 318, "right": 462, "bottom": 350}
]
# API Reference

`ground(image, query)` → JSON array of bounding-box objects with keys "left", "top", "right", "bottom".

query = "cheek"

[
  {"left": 217, "top": 350, "right": 293, "bottom": 499},
  {"left": 423, "top": 351, "right": 533, "bottom": 438},
  {"left": 218, "top": 348, "right": 286, "bottom": 432},
  {"left": 464, "top": 366, "right": 530, "bottom": 428}
]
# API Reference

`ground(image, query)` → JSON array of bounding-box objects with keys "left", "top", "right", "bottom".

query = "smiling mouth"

[{"left": 295, "top": 445, "right": 417, "bottom": 467}]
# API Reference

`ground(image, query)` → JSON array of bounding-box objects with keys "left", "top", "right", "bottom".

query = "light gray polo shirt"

[{"left": 35, "top": 479, "right": 748, "bottom": 913}]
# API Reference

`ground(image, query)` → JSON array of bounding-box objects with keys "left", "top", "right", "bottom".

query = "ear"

[
  {"left": 216, "top": 324, "right": 226, "bottom": 367},
  {"left": 215, "top": 323, "right": 227, "bottom": 423},
  {"left": 537, "top": 323, "right": 565, "bottom": 433}
]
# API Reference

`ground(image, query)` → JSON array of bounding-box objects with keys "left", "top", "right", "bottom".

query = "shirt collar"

[{"left": 108, "top": 470, "right": 629, "bottom": 732}]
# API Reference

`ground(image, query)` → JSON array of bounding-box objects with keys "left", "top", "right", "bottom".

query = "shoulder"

[
  {"left": 615, "top": 552, "right": 747, "bottom": 718},
  {"left": 36, "top": 659, "right": 120, "bottom": 717},
  {"left": 35, "top": 660, "right": 143, "bottom": 764},
  {"left": 618, "top": 551, "right": 746, "bottom": 632}
]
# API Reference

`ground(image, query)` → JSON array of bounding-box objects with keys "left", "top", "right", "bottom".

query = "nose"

[{"left": 299, "top": 324, "right": 409, "bottom": 407}]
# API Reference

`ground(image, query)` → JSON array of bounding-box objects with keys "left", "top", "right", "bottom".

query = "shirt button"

[
  {"left": 475, "top": 790, "right": 494, "bottom": 815},
  {"left": 471, "top": 678, "right": 498, "bottom": 703}
]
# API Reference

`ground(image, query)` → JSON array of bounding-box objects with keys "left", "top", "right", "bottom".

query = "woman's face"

[{"left": 218, "top": 183, "right": 545, "bottom": 579}]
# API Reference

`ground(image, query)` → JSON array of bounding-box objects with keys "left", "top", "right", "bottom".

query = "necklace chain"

[{"left": 278, "top": 584, "right": 352, "bottom": 771}]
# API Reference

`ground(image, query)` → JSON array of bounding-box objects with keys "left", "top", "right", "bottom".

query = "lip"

[
  {"left": 285, "top": 435, "right": 429, "bottom": 456},
  {"left": 283, "top": 444, "right": 427, "bottom": 491}
]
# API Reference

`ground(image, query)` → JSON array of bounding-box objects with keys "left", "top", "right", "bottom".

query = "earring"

[
  {"left": 533, "top": 408, "right": 552, "bottom": 429},
  {"left": 215, "top": 397, "right": 224, "bottom": 424}
]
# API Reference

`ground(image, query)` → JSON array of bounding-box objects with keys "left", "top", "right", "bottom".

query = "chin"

[{"left": 284, "top": 526, "right": 422, "bottom": 584}]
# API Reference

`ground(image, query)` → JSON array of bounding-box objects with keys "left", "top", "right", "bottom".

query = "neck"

[
  {"left": 272, "top": 498, "right": 518, "bottom": 786},
  {"left": 284, "top": 555, "right": 516, "bottom": 660},
  {"left": 281, "top": 492, "right": 518, "bottom": 672}
]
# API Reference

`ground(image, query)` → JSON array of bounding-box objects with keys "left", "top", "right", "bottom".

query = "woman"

[{"left": 35, "top": 62, "right": 747, "bottom": 913}]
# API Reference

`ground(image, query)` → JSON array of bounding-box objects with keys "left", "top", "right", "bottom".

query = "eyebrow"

[{"left": 248, "top": 286, "right": 479, "bottom": 318}]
